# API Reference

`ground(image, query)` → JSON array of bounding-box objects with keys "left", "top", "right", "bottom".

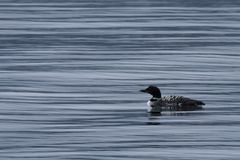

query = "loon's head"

[{"left": 140, "top": 85, "right": 162, "bottom": 98}]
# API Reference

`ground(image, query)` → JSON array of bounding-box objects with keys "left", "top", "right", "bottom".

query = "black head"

[{"left": 140, "top": 85, "right": 161, "bottom": 98}]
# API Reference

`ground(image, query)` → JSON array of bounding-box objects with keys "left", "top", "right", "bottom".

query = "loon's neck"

[
  {"left": 152, "top": 91, "right": 161, "bottom": 98},
  {"left": 150, "top": 97, "right": 161, "bottom": 101}
]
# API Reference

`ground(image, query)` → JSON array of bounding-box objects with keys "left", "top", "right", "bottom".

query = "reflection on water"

[{"left": 1, "top": 0, "right": 240, "bottom": 159}]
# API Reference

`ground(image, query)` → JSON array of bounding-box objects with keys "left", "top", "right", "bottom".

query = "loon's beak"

[{"left": 140, "top": 89, "right": 147, "bottom": 93}]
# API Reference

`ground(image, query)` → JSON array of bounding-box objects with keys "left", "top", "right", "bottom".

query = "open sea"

[{"left": 1, "top": 0, "right": 240, "bottom": 159}]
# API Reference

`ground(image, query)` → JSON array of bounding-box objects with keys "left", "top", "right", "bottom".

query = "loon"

[{"left": 140, "top": 85, "right": 205, "bottom": 113}]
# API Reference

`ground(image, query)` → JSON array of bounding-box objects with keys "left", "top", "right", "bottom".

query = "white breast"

[
  {"left": 147, "top": 100, "right": 152, "bottom": 107},
  {"left": 147, "top": 100, "right": 162, "bottom": 113},
  {"left": 147, "top": 100, "right": 152, "bottom": 112}
]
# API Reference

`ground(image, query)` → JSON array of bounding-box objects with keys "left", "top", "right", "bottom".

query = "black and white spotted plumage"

[{"left": 141, "top": 86, "right": 205, "bottom": 113}]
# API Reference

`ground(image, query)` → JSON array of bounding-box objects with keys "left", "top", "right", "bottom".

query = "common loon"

[{"left": 140, "top": 85, "right": 205, "bottom": 113}]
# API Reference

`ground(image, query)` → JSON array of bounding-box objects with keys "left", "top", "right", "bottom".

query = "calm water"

[{"left": 1, "top": 0, "right": 240, "bottom": 159}]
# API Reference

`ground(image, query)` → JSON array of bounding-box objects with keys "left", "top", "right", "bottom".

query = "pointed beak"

[{"left": 140, "top": 89, "right": 147, "bottom": 93}]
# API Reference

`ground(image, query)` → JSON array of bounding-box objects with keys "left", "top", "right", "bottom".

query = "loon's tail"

[
  {"left": 182, "top": 99, "right": 205, "bottom": 108},
  {"left": 196, "top": 100, "right": 205, "bottom": 105},
  {"left": 181, "top": 99, "right": 204, "bottom": 111}
]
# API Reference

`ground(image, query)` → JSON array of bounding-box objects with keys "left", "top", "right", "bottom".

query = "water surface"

[{"left": 1, "top": 0, "right": 240, "bottom": 159}]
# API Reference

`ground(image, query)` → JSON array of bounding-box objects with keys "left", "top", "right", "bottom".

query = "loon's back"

[{"left": 149, "top": 95, "right": 204, "bottom": 112}]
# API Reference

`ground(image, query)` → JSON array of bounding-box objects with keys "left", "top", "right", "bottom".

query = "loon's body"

[{"left": 141, "top": 86, "right": 205, "bottom": 113}]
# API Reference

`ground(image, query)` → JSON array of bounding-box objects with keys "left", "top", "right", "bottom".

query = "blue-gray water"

[{"left": 1, "top": 0, "right": 240, "bottom": 159}]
